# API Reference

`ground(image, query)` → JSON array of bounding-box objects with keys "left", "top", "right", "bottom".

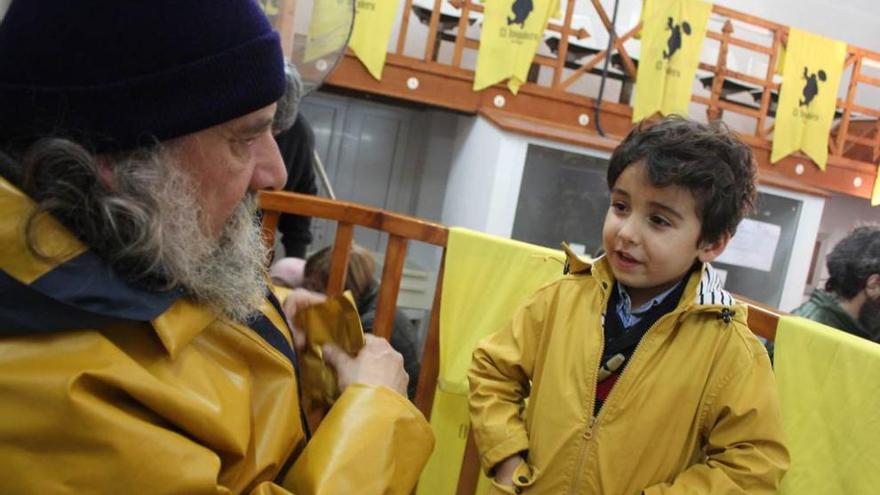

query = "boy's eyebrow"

[
  {"left": 648, "top": 201, "right": 685, "bottom": 221},
  {"left": 610, "top": 187, "right": 630, "bottom": 197}
]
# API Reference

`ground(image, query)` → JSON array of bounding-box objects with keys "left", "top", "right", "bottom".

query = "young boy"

[{"left": 469, "top": 116, "right": 789, "bottom": 494}]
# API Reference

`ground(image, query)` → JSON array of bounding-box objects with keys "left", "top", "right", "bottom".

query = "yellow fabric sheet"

[
  {"left": 770, "top": 28, "right": 847, "bottom": 171},
  {"left": 417, "top": 227, "right": 565, "bottom": 494},
  {"left": 775, "top": 315, "right": 880, "bottom": 494}
]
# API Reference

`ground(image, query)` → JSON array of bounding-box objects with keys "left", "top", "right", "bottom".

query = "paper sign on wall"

[{"left": 716, "top": 218, "right": 781, "bottom": 272}]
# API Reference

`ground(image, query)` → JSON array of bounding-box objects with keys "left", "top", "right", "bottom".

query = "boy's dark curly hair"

[
  {"left": 825, "top": 226, "right": 880, "bottom": 299},
  {"left": 607, "top": 116, "right": 758, "bottom": 245}
]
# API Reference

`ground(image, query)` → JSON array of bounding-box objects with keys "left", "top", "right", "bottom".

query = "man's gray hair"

[{"left": 20, "top": 138, "right": 268, "bottom": 322}]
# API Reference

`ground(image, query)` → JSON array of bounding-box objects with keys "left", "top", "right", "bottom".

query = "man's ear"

[
  {"left": 95, "top": 155, "right": 115, "bottom": 189},
  {"left": 697, "top": 232, "right": 731, "bottom": 263},
  {"left": 865, "top": 273, "right": 880, "bottom": 300}
]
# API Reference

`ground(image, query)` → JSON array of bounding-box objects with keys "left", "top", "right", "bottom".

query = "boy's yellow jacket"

[
  {"left": 469, "top": 254, "right": 789, "bottom": 494},
  {"left": 0, "top": 175, "right": 434, "bottom": 494}
]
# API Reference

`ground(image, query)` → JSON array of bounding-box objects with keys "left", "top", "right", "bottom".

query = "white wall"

[{"left": 440, "top": 116, "right": 529, "bottom": 236}]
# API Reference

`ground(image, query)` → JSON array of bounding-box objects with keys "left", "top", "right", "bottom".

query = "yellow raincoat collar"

[
  {"left": 562, "top": 240, "right": 738, "bottom": 318},
  {"left": 0, "top": 174, "right": 189, "bottom": 341}
]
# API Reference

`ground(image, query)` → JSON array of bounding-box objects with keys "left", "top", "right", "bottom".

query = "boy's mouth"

[{"left": 613, "top": 250, "right": 642, "bottom": 269}]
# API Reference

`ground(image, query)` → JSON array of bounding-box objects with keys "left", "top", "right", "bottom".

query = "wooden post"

[
  {"left": 373, "top": 235, "right": 409, "bottom": 340},
  {"left": 414, "top": 254, "right": 445, "bottom": 419},
  {"left": 551, "top": 0, "right": 576, "bottom": 89},
  {"left": 756, "top": 30, "right": 782, "bottom": 138},
  {"left": 456, "top": 429, "right": 481, "bottom": 495},
  {"left": 423, "top": 0, "right": 444, "bottom": 62},
  {"left": 834, "top": 52, "right": 861, "bottom": 158},
  {"left": 707, "top": 20, "right": 733, "bottom": 122},
  {"left": 452, "top": 0, "right": 472, "bottom": 68},
  {"left": 327, "top": 222, "right": 354, "bottom": 296},
  {"left": 396, "top": 0, "right": 415, "bottom": 55}
]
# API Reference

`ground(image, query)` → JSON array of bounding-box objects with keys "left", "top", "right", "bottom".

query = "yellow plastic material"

[{"left": 295, "top": 291, "right": 366, "bottom": 411}]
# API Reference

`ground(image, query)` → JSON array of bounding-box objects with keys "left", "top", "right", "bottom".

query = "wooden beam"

[
  {"left": 373, "top": 235, "right": 408, "bottom": 340},
  {"left": 326, "top": 222, "right": 354, "bottom": 296}
]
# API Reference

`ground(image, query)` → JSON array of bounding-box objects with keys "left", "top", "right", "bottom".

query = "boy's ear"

[{"left": 697, "top": 233, "right": 731, "bottom": 263}]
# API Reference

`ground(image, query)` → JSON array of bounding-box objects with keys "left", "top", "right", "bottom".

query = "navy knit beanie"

[{"left": 0, "top": 0, "right": 286, "bottom": 153}]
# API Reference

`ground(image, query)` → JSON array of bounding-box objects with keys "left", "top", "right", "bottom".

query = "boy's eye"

[
  {"left": 650, "top": 215, "right": 671, "bottom": 227},
  {"left": 611, "top": 201, "right": 627, "bottom": 212}
]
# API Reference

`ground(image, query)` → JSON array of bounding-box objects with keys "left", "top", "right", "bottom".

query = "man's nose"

[{"left": 251, "top": 134, "right": 287, "bottom": 191}]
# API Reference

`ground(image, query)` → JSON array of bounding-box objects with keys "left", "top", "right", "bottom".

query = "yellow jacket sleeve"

[
  {"left": 468, "top": 289, "right": 548, "bottom": 474},
  {"left": 283, "top": 384, "right": 435, "bottom": 494},
  {"left": 642, "top": 342, "right": 790, "bottom": 494}
]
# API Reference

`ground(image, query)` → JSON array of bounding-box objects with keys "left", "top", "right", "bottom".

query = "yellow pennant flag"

[
  {"left": 474, "top": 0, "right": 559, "bottom": 94},
  {"left": 770, "top": 28, "right": 847, "bottom": 171},
  {"left": 349, "top": 0, "right": 402, "bottom": 80},
  {"left": 632, "top": 0, "right": 711, "bottom": 122}
]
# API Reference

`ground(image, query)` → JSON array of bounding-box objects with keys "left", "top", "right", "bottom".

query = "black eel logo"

[
  {"left": 800, "top": 66, "right": 827, "bottom": 107},
  {"left": 663, "top": 16, "right": 692, "bottom": 59},
  {"left": 507, "top": 0, "right": 533, "bottom": 28}
]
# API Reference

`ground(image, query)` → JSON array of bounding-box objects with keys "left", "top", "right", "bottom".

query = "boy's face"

[{"left": 602, "top": 162, "right": 729, "bottom": 307}]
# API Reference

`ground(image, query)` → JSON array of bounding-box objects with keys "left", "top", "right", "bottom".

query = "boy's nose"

[{"left": 617, "top": 218, "right": 640, "bottom": 245}]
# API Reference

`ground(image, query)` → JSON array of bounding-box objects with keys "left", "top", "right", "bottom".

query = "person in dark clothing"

[
  {"left": 275, "top": 115, "right": 319, "bottom": 258},
  {"left": 793, "top": 225, "right": 880, "bottom": 342},
  {"left": 303, "top": 244, "right": 422, "bottom": 399}
]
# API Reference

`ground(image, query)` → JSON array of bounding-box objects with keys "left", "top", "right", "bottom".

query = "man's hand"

[
  {"left": 282, "top": 288, "right": 326, "bottom": 351},
  {"left": 493, "top": 455, "right": 523, "bottom": 486},
  {"left": 322, "top": 334, "right": 409, "bottom": 397}
]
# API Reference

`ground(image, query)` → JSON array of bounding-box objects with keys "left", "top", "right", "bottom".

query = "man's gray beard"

[{"left": 150, "top": 162, "right": 269, "bottom": 324}]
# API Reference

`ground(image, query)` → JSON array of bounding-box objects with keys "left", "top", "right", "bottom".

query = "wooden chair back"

[{"left": 258, "top": 190, "right": 783, "bottom": 494}]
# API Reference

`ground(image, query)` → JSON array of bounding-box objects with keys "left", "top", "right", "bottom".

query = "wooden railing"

[
  {"left": 258, "top": 190, "right": 784, "bottom": 494},
  {"left": 281, "top": 0, "right": 880, "bottom": 200}
]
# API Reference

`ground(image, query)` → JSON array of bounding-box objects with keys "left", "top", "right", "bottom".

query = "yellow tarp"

[
  {"left": 473, "top": 0, "right": 560, "bottom": 94},
  {"left": 775, "top": 316, "right": 880, "bottom": 494},
  {"left": 770, "top": 28, "right": 847, "bottom": 171},
  {"left": 632, "top": 0, "right": 711, "bottom": 121},
  {"left": 349, "top": 0, "right": 402, "bottom": 79},
  {"left": 417, "top": 228, "right": 565, "bottom": 494}
]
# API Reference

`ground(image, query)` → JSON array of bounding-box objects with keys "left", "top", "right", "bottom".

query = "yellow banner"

[
  {"left": 349, "top": 0, "right": 402, "bottom": 80},
  {"left": 632, "top": 0, "right": 711, "bottom": 122},
  {"left": 417, "top": 228, "right": 564, "bottom": 493},
  {"left": 474, "top": 0, "right": 559, "bottom": 94},
  {"left": 770, "top": 28, "right": 847, "bottom": 171}
]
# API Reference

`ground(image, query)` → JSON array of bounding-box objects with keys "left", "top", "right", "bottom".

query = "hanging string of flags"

[{"left": 337, "top": 0, "right": 877, "bottom": 204}]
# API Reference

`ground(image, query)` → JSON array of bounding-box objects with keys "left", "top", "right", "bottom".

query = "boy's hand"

[
  {"left": 322, "top": 334, "right": 409, "bottom": 397},
  {"left": 493, "top": 455, "right": 523, "bottom": 486}
]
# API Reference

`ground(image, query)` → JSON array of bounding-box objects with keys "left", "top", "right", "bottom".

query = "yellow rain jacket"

[
  {"left": 0, "top": 175, "right": 434, "bottom": 494},
  {"left": 469, "top": 253, "right": 788, "bottom": 494}
]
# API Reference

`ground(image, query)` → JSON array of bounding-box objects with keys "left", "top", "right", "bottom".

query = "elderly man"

[
  {"left": 794, "top": 226, "right": 880, "bottom": 342},
  {"left": 0, "top": 1, "right": 433, "bottom": 493}
]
